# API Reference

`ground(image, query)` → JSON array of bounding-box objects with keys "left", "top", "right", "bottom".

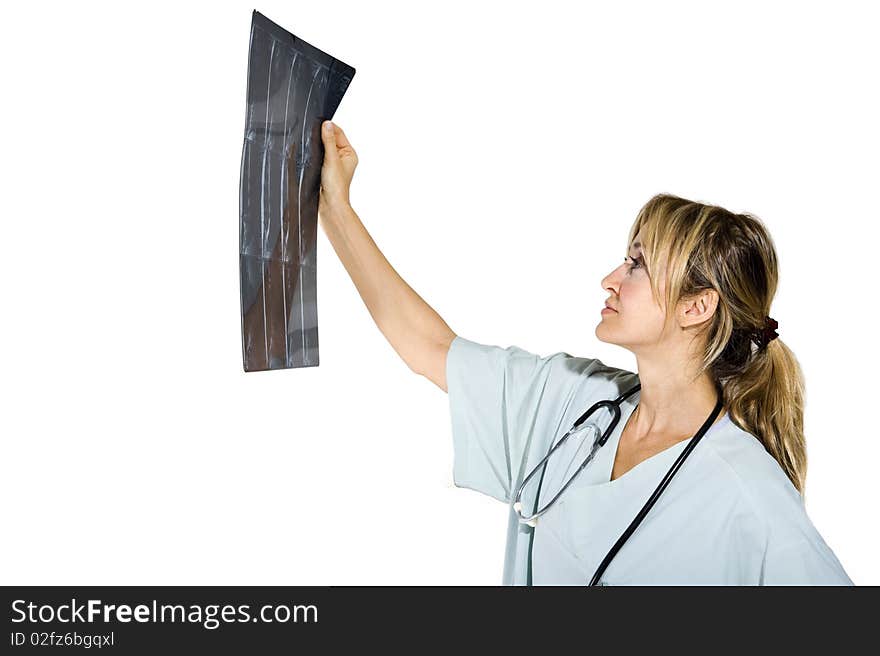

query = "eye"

[{"left": 625, "top": 255, "right": 643, "bottom": 270}]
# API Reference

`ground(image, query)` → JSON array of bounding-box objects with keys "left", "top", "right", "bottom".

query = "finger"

[
  {"left": 331, "top": 123, "right": 353, "bottom": 150},
  {"left": 321, "top": 121, "right": 338, "bottom": 161}
]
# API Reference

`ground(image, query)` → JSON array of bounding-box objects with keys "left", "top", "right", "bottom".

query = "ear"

[{"left": 678, "top": 288, "right": 719, "bottom": 329}]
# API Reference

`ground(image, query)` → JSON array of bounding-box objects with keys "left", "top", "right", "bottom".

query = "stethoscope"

[{"left": 513, "top": 382, "right": 724, "bottom": 586}]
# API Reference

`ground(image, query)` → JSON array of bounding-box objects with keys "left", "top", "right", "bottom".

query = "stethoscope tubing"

[
  {"left": 514, "top": 384, "right": 641, "bottom": 524},
  {"left": 523, "top": 383, "right": 724, "bottom": 586},
  {"left": 587, "top": 391, "right": 724, "bottom": 585}
]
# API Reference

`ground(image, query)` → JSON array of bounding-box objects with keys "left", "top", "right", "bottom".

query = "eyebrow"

[{"left": 629, "top": 241, "right": 643, "bottom": 253}]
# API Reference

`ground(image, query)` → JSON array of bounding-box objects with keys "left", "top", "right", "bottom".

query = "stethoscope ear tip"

[{"left": 513, "top": 501, "right": 538, "bottom": 527}]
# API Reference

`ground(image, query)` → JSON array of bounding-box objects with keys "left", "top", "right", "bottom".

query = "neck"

[{"left": 631, "top": 350, "right": 723, "bottom": 442}]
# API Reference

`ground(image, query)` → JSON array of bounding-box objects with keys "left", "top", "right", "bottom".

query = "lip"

[{"left": 601, "top": 306, "right": 617, "bottom": 314}]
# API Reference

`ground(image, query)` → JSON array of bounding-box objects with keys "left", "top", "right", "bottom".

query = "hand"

[{"left": 319, "top": 120, "right": 357, "bottom": 220}]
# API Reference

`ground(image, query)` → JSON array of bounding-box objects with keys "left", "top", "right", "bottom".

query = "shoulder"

[
  {"left": 531, "top": 345, "right": 642, "bottom": 415},
  {"left": 703, "top": 419, "right": 798, "bottom": 497},
  {"left": 699, "top": 418, "right": 823, "bottom": 547},
  {"left": 702, "top": 419, "right": 802, "bottom": 507},
  {"left": 701, "top": 421, "right": 854, "bottom": 584},
  {"left": 448, "top": 335, "right": 636, "bottom": 397}
]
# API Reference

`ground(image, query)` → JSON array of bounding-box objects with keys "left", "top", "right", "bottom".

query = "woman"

[{"left": 317, "top": 120, "right": 853, "bottom": 586}]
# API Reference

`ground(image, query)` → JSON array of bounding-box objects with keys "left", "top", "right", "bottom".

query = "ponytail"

[{"left": 720, "top": 338, "right": 807, "bottom": 496}]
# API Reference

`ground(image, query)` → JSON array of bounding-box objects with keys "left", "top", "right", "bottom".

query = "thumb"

[{"left": 321, "top": 120, "right": 338, "bottom": 161}]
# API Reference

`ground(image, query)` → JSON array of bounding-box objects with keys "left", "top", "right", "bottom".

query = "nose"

[{"left": 601, "top": 260, "right": 626, "bottom": 296}]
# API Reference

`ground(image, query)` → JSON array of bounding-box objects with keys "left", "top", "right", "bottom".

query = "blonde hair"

[{"left": 629, "top": 193, "right": 807, "bottom": 495}]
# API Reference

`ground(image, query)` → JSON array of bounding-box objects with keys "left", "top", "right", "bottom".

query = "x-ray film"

[{"left": 239, "top": 11, "right": 355, "bottom": 372}]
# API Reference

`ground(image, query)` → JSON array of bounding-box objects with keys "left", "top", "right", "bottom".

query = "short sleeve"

[
  {"left": 761, "top": 538, "right": 854, "bottom": 585},
  {"left": 445, "top": 335, "right": 608, "bottom": 504},
  {"left": 756, "top": 492, "right": 854, "bottom": 585}
]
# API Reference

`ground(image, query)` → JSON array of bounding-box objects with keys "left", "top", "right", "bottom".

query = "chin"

[{"left": 596, "top": 323, "right": 625, "bottom": 347}]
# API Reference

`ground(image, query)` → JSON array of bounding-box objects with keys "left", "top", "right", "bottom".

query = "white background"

[{"left": 1, "top": 0, "right": 877, "bottom": 585}]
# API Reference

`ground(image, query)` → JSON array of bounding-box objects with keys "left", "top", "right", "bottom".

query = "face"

[{"left": 595, "top": 231, "right": 669, "bottom": 351}]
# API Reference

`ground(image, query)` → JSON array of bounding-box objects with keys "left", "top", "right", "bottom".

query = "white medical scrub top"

[{"left": 446, "top": 335, "right": 853, "bottom": 585}]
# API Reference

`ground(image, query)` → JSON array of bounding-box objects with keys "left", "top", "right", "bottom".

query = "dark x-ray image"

[{"left": 239, "top": 11, "right": 355, "bottom": 372}]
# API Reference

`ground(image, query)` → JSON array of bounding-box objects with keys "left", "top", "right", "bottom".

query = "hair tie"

[{"left": 750, "top": 316, "right": 779, "bottom": 349}]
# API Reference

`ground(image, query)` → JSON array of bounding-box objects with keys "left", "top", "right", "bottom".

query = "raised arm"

[{"left": 317, "top": 120, "right": 456, "bottom": 391}]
